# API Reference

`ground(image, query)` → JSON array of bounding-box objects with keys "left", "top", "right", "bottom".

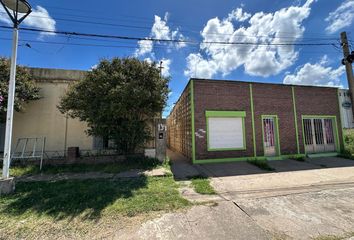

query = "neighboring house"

[
  {"left": 338, "top": 89, "right": 354, "bottom": 129},
  {"left": 0, "top": 67, "right": 156, "bottom": 157},
  {"left": 167, "top": 79, "right": 344, "bottom": 164}
]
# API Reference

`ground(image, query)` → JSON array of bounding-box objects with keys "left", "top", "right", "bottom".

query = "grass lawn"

[
  {"left": 0, "top": 176, "right": 191, "bottom": 239},
  {"left": 190, "top": 176, "right": 216, "bottom": 195},
  {"left": 247, "top": 159, "right": 275, "bottom": 171},
  {"left": 2, "top": 156, "right": 162, "bottom": 177},
  {"left": 342, "top": 129, "right": 354, "bottom": 159},
  {"left": 313, "top": 232, "right": 354, "bottom": 240}
]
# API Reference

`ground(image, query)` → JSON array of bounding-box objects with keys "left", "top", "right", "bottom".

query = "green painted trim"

[
  {"left": 205, "top": 111, "right": 246, "bottom": 118},
  {"left": 301, "top": 117, "right": 306, "bottom": 155},
  {"left": 195, "top": 157, "right": 261, "bottom": 164},
  {"left": 193, "top": 154, "right": 306, "bottom": 164},
  {"left": 261, "top": 115, "right": 281, "bottom": 156},
  {"left": 307, "top": 152, "right": 338, "bottom": 158},
  {"left": 337, "top": 88, "right": 345, "bottom": 153},
  {"left": 190, "top": 80, "right": 196, "bottom": 164},
  {"left": 206, "top": 112, "right": 246, "bottom": 151},
  {"left": 301, "top": 115, "right": 339, "bottom": 119},
  {"left": 292, "top": 87, "right": 300, "bottom": 154},
  {"left": 250, "top": 84, "right": 257, "bottom": 157},
  {"left": 301, "top": 115, "right": 340, "bottom": 154},
  {"left": 334, "top": 116, "right": 340, "bottom": 153}
]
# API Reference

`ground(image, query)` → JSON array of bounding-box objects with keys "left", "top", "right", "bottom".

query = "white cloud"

[
  {"left": 135, "top": 12, "right": 186, "bottom": 57},
  {"left": 227, "top": 8, "right": 251, "bottom": 22},
  {"left": 325, "top": 0, "right": 354, "bottom": 34},
  {"left": 283, "top": 55, "right": 345, "bottom": 87},
  {"left": 0, "top": 6, "right": 56, "bottom": 37},
  {"left": 135, "top": 39, "right": 153, "bottom": 56},
  {"left": 185, "top": 0, "right": 315, "bottom": 78},
  {"left": 185, "top": 53, "right": 218, "bottom": 78},
  {"left": 151, "top": 15, "right": 171, "bottom": 40},
  {"left": 160, "top": 58, "right": 172, "bottom": 77},
  {"left": 90, "top": 64, "right": 98, "bottom": 71}
]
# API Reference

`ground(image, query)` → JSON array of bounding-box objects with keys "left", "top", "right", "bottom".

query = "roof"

[
  {"left": 28, "top": 67, "right": 87, "bottom": 82},
  {"left": 190, "top": 78, "right": 340, "bottom": 90}
]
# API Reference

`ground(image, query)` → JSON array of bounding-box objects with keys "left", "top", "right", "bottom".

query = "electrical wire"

[{"left": 0, "top": 25, "right": 338, "bottom": 47}]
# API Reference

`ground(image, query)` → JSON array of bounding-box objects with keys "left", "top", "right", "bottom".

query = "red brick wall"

[
  {"left": 192, "top": 79, "right": 342, "bottom": 161},
  {"left": 193, "top": 80, "right": 253, "bottom": 160},
  {"left": 294, "top": 86, "right": 343, "bottom": 153},
  {"left": 167, "top": 82, "right": 192, "bottom": 160},
  {"left": 252, "top": 83, "right": 296, "bottom": 156}
]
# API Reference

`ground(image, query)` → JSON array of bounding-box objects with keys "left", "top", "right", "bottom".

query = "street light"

[{"left": 0, "top": 0, "right": 31, "bottom": 179}]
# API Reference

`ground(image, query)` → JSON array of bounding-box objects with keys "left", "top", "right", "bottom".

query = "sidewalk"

[{"left": 15, "top": 167, "right": 169, "bottom": 182}]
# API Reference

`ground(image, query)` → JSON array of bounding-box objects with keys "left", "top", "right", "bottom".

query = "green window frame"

[{"left": 206, "top": 111, "right": 247, "bottom": 151}]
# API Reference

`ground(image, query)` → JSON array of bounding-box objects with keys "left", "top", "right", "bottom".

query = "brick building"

[{"left": 167, "top": 79, "right": 344, "bottom": 164}]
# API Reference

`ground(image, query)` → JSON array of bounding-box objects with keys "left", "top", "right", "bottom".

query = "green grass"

[
  {"left": 290, "top": 156, "right": 306, "bottom": 162},
  {"left": 247, "top": 159, "right": 274, "bottom": 171},
  {"left": 190, "top": 176, "right": 216, "bottom": 195},
  {"left": 341, "top": 129, "right": 354, "bottom": 160},
  {"left": 0, "top": 176, "right": 191, "bottom": 239},
  {"left": 313, "top": 232, "right": 354, "bottom": 240},
  {"left": 2, "top": 156, "right": 162, "bottom": 177}
]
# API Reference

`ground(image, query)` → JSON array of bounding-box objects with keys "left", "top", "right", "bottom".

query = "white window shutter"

[{"left": 208, "top": 117, "right": 244, "bottom": 150}]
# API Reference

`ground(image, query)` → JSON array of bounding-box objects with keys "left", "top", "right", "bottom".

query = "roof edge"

[
  {"left": 28, "top": 67, "right": 87, "bottom": 82},
  {"left": 190, "top": 78, "right": 340, "bottom": 90}
]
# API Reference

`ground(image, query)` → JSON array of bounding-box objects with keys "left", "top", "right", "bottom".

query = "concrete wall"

[
  {"left": 12, "top": 68, "right": 93, "bottom": 154},
  {"left": 338, "top": 89, "right": 354, "bottom": 129}
]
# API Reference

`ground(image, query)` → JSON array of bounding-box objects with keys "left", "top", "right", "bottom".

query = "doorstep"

[{"left": 307, "top": 152, "right": 338, "bottom": 158}]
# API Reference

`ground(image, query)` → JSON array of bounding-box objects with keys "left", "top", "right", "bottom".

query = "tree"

[
  {"left": 0, "top": 57, "right": 41, "bottom": 122},
  {"left": 58, "top": 58, "right": 170, "bottom": 154}
]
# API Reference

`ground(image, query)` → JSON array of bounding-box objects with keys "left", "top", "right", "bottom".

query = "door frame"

[
  {"left": 261, "top": 115, "right": 281, "bottom": 157},
  {"left": 301, "top": 115, "right": 340, "bottom": 154}
]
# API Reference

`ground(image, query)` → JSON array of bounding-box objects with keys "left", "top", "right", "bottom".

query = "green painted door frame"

[
  {"left": 301, "top": 115, "right": 341, "bottom": 154},
  {"left": 261, "top": 115, "right": 281, "bottom": 157}
]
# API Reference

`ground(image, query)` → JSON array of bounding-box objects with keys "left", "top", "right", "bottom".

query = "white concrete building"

[{"left": 338, "top": 89, "right": 354, "bottom": 129}]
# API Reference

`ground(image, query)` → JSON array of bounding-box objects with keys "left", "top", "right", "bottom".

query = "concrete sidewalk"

[
  {"left": 202, "top": 157, "right": 354, "bottom": 239},
  {"left": 118, "top": 201, "right": 272, "bottom": 240},
  {"left": 167, "top": 149, "right": 354, "bottom": 239}
]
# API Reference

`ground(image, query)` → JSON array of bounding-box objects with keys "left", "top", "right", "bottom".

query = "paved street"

[{"left": 159, "top": 150, "right": 354, "bottom": 240}]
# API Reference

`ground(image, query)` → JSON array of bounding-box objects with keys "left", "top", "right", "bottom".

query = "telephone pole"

[
  {"left": 340, "top": 31, "right": 354, "bottom": 115},
  {"left": 158, "top": 61, "right": 164, "bottom": 78}
]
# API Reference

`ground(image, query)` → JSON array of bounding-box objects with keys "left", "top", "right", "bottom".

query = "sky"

[{"left": 0, "top": 0, "right": 354, "bottom": 117}]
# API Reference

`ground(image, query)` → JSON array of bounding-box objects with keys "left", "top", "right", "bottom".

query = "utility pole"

[
  {"left": 158, "top": 61, "right": 164, "bottom": 78},
  {"left": 0, "top": 0, "right": 32, "bottom": 180},
  {"left": 341, "top": 31, "right": 354, "bottom": 116}
]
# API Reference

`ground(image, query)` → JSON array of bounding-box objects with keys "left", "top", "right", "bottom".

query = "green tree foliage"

[
  {"left": 58, "top": 58, "right": 169, "bottom": 154},
  {"left": 0, "top": 57, "right": 41, "bottom": 122}
]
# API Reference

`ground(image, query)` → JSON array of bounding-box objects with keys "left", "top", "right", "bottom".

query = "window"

[{"left": 206, "top": 111, "right": 246, "bottom": 151}]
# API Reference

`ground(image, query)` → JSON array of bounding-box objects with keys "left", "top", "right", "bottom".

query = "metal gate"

[
  {"left": 303, "top": 118, "right": 336, "bottom": 153},
  {"left": 262, "top": 116, "right": 279, "bottom": 156}
]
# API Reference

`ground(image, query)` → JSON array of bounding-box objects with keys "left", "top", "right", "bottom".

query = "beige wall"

[{"left": 12, "top": 80, "right": 93, "bottom": 154}]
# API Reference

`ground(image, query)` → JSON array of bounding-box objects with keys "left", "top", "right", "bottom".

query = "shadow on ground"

[
  {"left": 168, "top": 149, "right": 354, "bottom": 180},
  {"left": 0, "top": 176, "right": 148, "bottom": 220}
]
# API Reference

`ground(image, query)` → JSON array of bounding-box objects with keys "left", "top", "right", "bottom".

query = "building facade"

[
  {"left": 0, "top": 67, "right": 157, "bottom": 157},
  {"left": 338, "top": 89, "right": 354, "bottom": 129},
  {"left": 167, "top": 79, "right": 344, "bottom": 164}
]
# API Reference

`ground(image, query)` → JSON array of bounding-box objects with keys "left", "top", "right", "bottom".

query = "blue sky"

[{"left": 0, "top": 0, "right": 353, "bottom": 117}]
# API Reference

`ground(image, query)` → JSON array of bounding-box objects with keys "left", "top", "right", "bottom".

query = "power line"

[
  {"left": 39, "top": 5, "right": 342, "bottom": 39},
  {"left": 0, "top": 25, "right": 338, "bottom": 47},
  {"left": 0, "top": 12, "right": 340, "bottom": 41}
]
